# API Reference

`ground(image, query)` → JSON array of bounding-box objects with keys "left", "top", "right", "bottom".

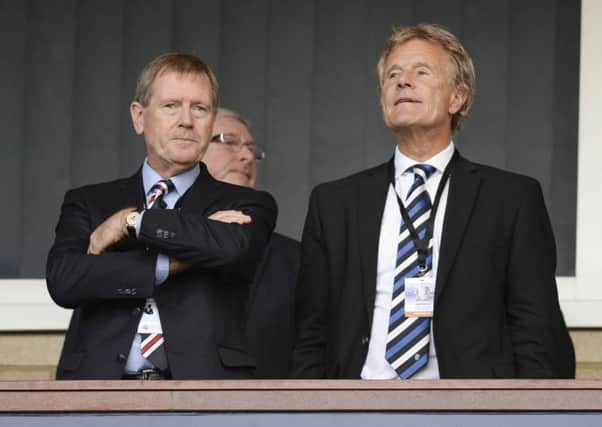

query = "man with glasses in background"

[{"left": 203, "top": 108, "right": 300, "bottom": 378}]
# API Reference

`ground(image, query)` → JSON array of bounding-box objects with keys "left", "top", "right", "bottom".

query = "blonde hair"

[{"left": 134, "top": 53, "right": 219, "bottom": 109}]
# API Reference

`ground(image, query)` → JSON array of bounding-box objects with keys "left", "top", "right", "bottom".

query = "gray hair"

[{"left": 216, "top": 107, "right": 251, "bottom": 128}]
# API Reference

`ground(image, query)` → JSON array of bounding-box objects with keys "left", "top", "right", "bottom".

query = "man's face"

[
  {"left": 203, "top": 115, "right": 257, "bottom": 188},
  {"left": 130, "top": 71, "right": 215, "bottom": 178},
  {"left": 380, "top": 39, "right": 466, "bottom": 133}
]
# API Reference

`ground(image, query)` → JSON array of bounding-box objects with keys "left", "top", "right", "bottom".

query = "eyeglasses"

[{"left": 210, "top": 133, "right": 266, "bottom": 161}]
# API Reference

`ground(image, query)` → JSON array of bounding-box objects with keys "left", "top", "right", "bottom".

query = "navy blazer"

[
  {"left": 47, "top": 163, "right": 277, "bottom": 379},
  {"left": 247, "top": 233, "right": 300, "bottom": 378}
]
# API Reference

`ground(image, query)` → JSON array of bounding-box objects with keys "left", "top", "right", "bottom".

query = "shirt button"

[{"left": 414, "top": 353, "right": 420, "bottom": 361}]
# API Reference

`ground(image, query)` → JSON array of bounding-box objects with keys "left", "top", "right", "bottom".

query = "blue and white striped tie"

[{"left": 385, "top": 164, "right": 436, "bottom": 379}]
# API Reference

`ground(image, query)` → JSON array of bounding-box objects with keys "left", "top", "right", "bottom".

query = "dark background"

[{"left": 0, "top": 0, "right": 580, "bottom": 278}]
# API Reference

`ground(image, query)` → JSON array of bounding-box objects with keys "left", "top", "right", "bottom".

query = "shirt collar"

[
  {"left": 394, "top": 141, "right": 455, "bottom": 178},
  {"left": 141, "top": 159, "right": 200, "bottom": 197}
]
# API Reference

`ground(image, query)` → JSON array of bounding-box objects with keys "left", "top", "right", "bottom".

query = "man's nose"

[
  {"left": 179, "top": 106, "right": 193, "bottom": 127},
  {"left": 238, "top": 144, "right": 255, "bottom": 163},
  {"left": 397, "top": 71, "right": 414, "bottom": 88}
]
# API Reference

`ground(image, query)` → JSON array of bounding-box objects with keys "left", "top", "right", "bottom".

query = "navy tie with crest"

[{"left": 139, "top": 179, "right": 174, "bottom": 370}]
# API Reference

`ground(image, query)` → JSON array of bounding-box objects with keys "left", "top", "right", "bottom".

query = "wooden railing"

[{"left": 0, "top": 380, "right": 601, "bottom": 412}]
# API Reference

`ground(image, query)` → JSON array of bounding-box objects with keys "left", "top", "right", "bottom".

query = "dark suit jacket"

[
  {"left": 247, "top": 233, "right": 300, "bottom": 378},
  {"left": 293, "top": 153, "right": 575, "bottom": 379},
  {"left": 47, "top": 163, "right": 277, "bottom": 379}
]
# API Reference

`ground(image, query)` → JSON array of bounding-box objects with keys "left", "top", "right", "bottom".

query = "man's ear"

[
  {"left": 130, "top": 101, "right": 145, "bottom": 135},
  {"left": 449, "top": 84, "right": 469, "bottom": 115}
]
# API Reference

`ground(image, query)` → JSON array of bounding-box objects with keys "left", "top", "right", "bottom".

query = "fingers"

[
  {"left": 86, "top": 244, "right": 97, "bottom": 255},
  {"left": 208, "top": 210, "right": 252, "bottom": 224},
  {"left": 87, "top": 207, "right": 136, "bottom": 255},
  {"left": 87, "top": 230, "right": 104, "bottom": 255},
  {"left": 169, "top": 257, "right": 190, "bottom": 274},
  {"left": 87, "top": 207, "right": 250, "bottom": 256}
]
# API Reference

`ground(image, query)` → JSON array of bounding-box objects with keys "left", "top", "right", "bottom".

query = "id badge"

[
  {"left": 137, "top": 297, "right": 163, "bottom": 334},
  {"left": 404, "top": 276, "right": 435, "bottom": 317}
]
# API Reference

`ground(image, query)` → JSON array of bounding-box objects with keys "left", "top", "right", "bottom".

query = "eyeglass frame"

[{"left": 210, "top": 132, "right": 266, "bottom": 161}]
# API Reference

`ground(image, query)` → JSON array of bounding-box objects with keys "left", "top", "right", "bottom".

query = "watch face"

[
  {"left": 126, "top": 212, "right": 138, "bottom": 238},
  {"left": 127, "top": 212, "right": 138, "bottom": 229}
]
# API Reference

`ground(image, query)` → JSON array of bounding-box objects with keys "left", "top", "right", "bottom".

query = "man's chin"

[
  {"left": 384, "top": 114, "right": 417, "bottom": 129},
  {"left": 168, "top": 150, "right": 205, "bottom": 168},
  {"left": 223, "top": 172, "right": 252, "bottom": 188}
]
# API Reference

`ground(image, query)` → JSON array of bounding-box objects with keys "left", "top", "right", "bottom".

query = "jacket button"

[
  {"left": 361, "top": 336, "right": 369, "bottom": 345},
  {"left": 132, "top": 307, "right": 142, "bottom": 316},
  {"left": 117, "top": 353, "right": 127, "bottom": 362}
]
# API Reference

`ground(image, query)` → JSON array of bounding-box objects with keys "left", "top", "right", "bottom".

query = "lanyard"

[{"left": 387, "top": 150, "right": 458, "bottom": 274}]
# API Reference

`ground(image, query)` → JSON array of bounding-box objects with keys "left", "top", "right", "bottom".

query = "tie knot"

[
  {"left": 148, "top": 179, "right": 174, "bottom": 209},
  {"left": 408, "top": 164, "right": 436, "bottom": 182},
  {"left": 404, "top": 164, "right": 435, "bottom": 200},
  {"left": 151, "top": 179, "right": 175, "bottom": 196}
]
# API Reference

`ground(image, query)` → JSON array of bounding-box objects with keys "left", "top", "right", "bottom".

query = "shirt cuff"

[
  {"left": 135, "top": 210, "right": 145, "bottom": 237},
  {"left": 155, "top": 254, "right": 169, "bottom": 285}
]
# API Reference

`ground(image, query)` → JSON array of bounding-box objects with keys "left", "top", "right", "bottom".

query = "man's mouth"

[
  {"left": 171, "top": 136, "right": 198, "bottom": 143},
  {"left": 394, "top": 97, "right": 420, "bottom": 106},
  {"left": 229, "top": 169, "right": 251, "bottom": 179}
]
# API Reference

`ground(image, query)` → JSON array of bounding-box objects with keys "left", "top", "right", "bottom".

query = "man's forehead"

[
  {"left": 151, "top": 70, "right": 211, "bottom": 96},
  {"left": 386, "top": 39, "right": 448, "bottom": 65},
  {"left": 214, "top": 115, "right": 252, "bottom": 135}
]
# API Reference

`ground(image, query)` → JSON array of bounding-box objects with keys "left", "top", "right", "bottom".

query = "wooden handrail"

[{"left": 0, "top": 380, "right": 601, "bottom": 412}]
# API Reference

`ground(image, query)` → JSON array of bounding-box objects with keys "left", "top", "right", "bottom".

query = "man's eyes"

[
  {"left": 386, "top": 68, "right": 430, "bottom": 80},
  {"left": 222, "top": 138, "right": 238, "bottom": 146},
  {"left": 160, "top": 103, "right": 210, "bottom": 115}
]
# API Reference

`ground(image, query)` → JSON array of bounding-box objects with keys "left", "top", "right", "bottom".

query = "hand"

[
  {"left": 87, "top": 207, "right": 136, "bottom": 255},
  {"left": 169, "top": 257, "right": 190, "bottom": 274},
  {"left": 166, "top": 210, "right": 250, "bottom": 274},
  {"left": 208, "top": 209, "right": 252, "bottom": 224}
]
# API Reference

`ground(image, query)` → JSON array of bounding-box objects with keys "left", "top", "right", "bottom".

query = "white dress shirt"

[{"left": 361, "top": 142, "right": 455, "bottom": 380}]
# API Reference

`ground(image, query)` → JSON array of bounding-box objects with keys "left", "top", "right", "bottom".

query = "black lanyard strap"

[{"left": 387, "top": 150, "right": 458, "bottom": 272}]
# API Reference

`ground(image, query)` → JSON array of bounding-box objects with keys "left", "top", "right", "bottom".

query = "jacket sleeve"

[
  {"left": 138, "top": 189, "right": 277, "bottom": 274},
  {"left": 47, "top": 187, "right": 278, "bottom": 310},
  {"left": 506, "top": 179, "right": 575, "bottom": 378},
  {"left": 46, "top": 188, "right": 156, "bottom": 309}
]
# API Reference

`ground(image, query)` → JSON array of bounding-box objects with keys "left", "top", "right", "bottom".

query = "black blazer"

[
  {"left": 247, "top": 233, "right": 300, "bottom": 378},
  {"left": 293, "top": 154, "right": 574, "bottom": 379},
  {"left": 47, "top": 163, "right": 277, "bottom": 379}
]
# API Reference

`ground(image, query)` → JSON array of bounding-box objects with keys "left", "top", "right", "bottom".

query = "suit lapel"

[
  {"left": 436, "top": 155, "right": 481, "bottom": 300},
  {"left": 174, "top": 163, "right": 222, "bottom": 212},
  {"left": 117, "top": 169, "right": 146, "bottom": 211},
  {"left": 358, "top": 162, "right": 390, "bottom": 324},
  {"left": 120, "top": 163, "right": 220, "bottom": 213}
]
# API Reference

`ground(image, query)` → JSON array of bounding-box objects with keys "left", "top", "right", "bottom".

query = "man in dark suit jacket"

[
  {"left": 46, "top": 53, "right": 276, "bottom": 380},
  {"left": 293, "top": 24, "right": 574, "bottom": 379},
  {"left": 204, "top": 108, "right": 300, "bottom": 378}
]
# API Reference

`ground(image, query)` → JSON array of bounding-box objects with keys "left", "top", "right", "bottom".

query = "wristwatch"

[{"left": 126, "top": 211, "right": 140, "bottom": 238}]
